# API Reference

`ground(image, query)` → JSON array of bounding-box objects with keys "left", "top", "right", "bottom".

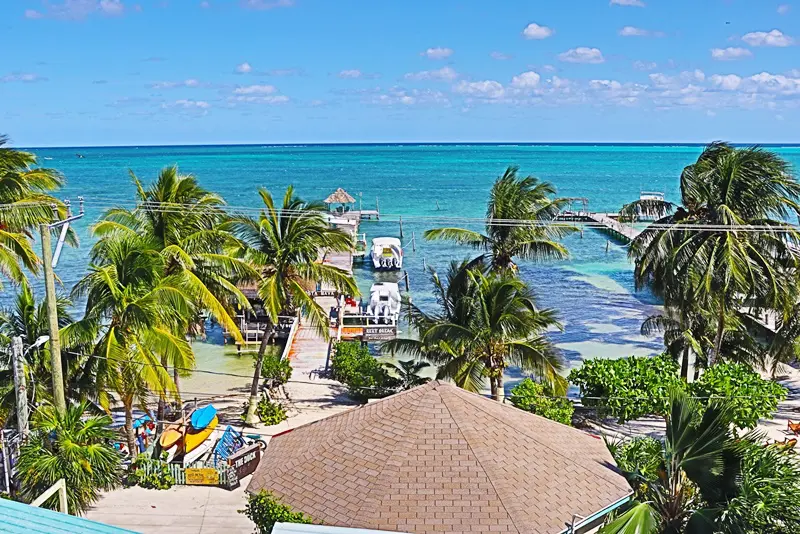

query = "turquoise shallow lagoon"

[{"left": 18, "top": 144, "right": 800, "bottom": 383}]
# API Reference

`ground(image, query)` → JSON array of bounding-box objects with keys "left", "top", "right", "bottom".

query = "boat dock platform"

[{"left": 557, "top": 211, "right": 642, "bottom": 243}]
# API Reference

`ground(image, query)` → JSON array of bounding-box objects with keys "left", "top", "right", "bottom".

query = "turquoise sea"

[{"left": 20, "top": 144, "right": 800, "bottom": 381}]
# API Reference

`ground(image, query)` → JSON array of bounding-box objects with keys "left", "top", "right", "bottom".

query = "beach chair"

[{"left": 212, "top": 425, "right": 245, "bottom": 466}]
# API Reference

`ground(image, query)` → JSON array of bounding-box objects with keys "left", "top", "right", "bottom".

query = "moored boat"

[{"left": 370, "top": 237, "right": 403, "bottom": 270}]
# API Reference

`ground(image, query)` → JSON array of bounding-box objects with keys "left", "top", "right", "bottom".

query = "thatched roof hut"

[{"left": 324, "top": 188, "right": 356, "bottom": 205}]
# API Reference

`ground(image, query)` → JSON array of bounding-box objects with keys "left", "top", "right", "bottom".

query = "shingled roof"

[{"left": 247, "top": 381, "right": 632, "bottom": 534}]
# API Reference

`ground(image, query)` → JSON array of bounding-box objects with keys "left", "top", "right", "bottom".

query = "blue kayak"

[{"left": 190, "top": 405, "right": 217, "bottom": 430}]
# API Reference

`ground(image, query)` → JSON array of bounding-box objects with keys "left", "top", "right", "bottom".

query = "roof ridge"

[
  {"left": 448, "top": 386, "right": 631, "bottom": 492},
  {"left": 437, "top": 386, "right": 524, "bottom": 534}
]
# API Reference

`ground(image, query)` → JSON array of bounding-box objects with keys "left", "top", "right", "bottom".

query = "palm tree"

[
  {"left": 16, "top": 401, "right": 122, "bottom": 515},
  {"left": 228, "top": 187, "right": 357, "bottom": 425},
  {"left": 0, "top": 135, "right": 72, "bottom": 286},
  {"left": 627, "top": 143, "right": 800, "bottom": 365},
  {"left": 385, "top": 261, "right": 565, "bottom": 401},
  {"left": 0, "top": 281, "right": 79, "bottom": 425},
  {"left": 602, "top": 389, "right": 800, "bottom": 533},
  {"left": 383, "top": 359, "right": 430, "bottom": 390},
  {"left": 92, "top": 166, "right": 254, "bottom": 413},
  {"left": 424, "top": 166, "right": 574, "bottom": 271},
  {"left": 71, "top": 234, "right": 196, "bottom": 452}
]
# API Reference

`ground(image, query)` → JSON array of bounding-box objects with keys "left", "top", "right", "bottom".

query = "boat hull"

[
  {"left": 190, "top": 405, "right": 217, "bottom": 430},
  {"left": 159, "top": 428, "right": 183, "bottom": 450},
  {"left": 185, "top": 415, "right": 218, "bottom": 453}
]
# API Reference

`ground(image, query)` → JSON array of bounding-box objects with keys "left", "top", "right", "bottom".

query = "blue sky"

[{"left": 2, "top": 0, "right": 800, "bottom": 146}]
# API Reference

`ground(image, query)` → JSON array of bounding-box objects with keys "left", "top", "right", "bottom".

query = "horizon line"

[{"left": 20, "top": 141, "right": 800, "bottom": 150}]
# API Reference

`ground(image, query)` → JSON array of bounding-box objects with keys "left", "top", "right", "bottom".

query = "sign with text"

[
  {"left": 363, "top": 325, "right": 397, "bottom": 342},
  {"left": 228, "top": 443, "right": 262, "bottom": 478},
  {"left": 185, "top": 467, "right": 220, "bottom": 486}
]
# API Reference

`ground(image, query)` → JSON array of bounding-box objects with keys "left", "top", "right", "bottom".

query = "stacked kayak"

[{"left": 157, "top": 404, "right": 219, "bottom": 462}]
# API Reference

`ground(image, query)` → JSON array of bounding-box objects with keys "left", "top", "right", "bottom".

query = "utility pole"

[
  {"left": 11, "top": 337, "right": 28, "bottom": 439},
  {"left": 41, "top": 198, "right": 84, "bottom": 416}
]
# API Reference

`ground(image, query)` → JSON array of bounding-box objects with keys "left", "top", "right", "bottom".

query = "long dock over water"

[{"left": 557, "top": 211, "right": 642, "bottom": 243}]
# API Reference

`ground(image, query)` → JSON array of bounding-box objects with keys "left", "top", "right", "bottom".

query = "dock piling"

[{"left": 399, "top": 216, "right": 404, "bottom": 239}]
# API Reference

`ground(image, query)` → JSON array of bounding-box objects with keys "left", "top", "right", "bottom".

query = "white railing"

[
  {"left": 280, "top": 316, "right": 300, "bottom": 361},
  {"left": 31, "top": 478, "right": 68, "bottom": 514}
]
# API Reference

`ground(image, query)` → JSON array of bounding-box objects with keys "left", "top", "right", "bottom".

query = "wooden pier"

[{"left": 557, "top": 211, "right": 641, "bottom": 244}]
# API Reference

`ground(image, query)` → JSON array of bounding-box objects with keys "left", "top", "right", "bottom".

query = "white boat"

[
  {"left": 367, "top": 282, "right": 401, "bottom": 323},
  {"left": 370, "top": 237, "right": 403, "bottom": 270},
  {"left": 639, "top": 191, "right": 665, "bottom": 202}
]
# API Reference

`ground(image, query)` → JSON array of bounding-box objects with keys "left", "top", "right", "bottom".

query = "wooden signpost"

[
  {"left": 185, "top": 467, "right": 220, "bottom": 486},
  {"left": 228, "top": 443, "right": 262, "bottom": 479}
]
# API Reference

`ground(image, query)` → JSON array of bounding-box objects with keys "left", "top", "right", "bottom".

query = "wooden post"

[
  {"left": 399, "top": 216, "right": 404, "bottom": 239},
  {"left": 422, "top": 257, "right": 426, "bottom": 269},
  {"left": 436, "top": 200, "right": 440, "bottom": 211},
  {"left": 411, "top": 232, "right": 416, "bottom": 252},
  {"left": 403, "top": 271, "right": 410, "bottom": 292},
  {"left": 12, "top": 337, "right": 28, "bottom": 439},
  {"left": 606, "top": 240, "right": 610, "bottom": 253},
  {"left": 376, "top": 197, "right": 380, "bottom": 220},
  {"left": 1, "top": 432, "right": 10, "bottom": 494}
]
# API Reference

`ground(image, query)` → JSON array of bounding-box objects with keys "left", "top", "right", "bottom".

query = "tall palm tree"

[
  {"left": 424, "top": 166, "right": 574, "bottom": 271},
  {"left": 92, "top": 166, "right": 254, "bottom": 413},
  {"left": 16, "top": 401, "right": 122, "bottom": 515},
  {"left": 0, "top": 135, "right": 72, "bottom": 286},
  {"left": 385, "top": 261, "right": 565, "bottom": 401},
  {"left": 71, "top": 234, "right": 196, "bottom": 452},
  {"left": 602, "top": 389, "right": 800, "bottom": 533},
  {"left": 383, "top": 359, "right": 430, "bottom": 390},
  {"left": 228, "top": 187, "right": 357, "bottom": 425},
  {"left": 627, "top": 143, "right": 800, "bottom": 365}
]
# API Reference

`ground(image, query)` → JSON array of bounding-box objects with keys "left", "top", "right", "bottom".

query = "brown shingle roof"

[{"left": 247, "top": 381, "right": 631, "bottom": 534}]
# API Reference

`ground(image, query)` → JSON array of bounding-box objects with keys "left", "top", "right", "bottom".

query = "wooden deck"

[{"left": 557, "top": 211, "right": 641, "bottom": 244}]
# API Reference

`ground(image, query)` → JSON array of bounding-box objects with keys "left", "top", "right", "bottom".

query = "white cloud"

[
  {"left": 235, "top": 62, "right": 252, "bottom": 74},
  {"left": 24, "top": 9, "right": 44, "bottom": 19},
  {"left": 710, "top": 74, "right": 743, "bottom": 91},
  {"left": 510, "top": 71, "right": 541, "bottom": 89},
  {"left": 522, "top": 23, "right": 554, "bottom": 40},
  {"left": 234, "top": 84, "right": 277, "bottom": 95},
  {"left": 150, "top": 79, "right": 203, "bottom": 89},
  {"left": 491, "top": 52, "right": 512, "bottom": 60},
  {"left": 99, "top": 0, "right": 124, "bottom": 15},
  {"left": 619, "top": 26, "right": 649, "bottom": 37},
  {"left": 610, "top": 0, "right": 645, "bottom": 6},
  {"left": 338, "top": 69, "right": 363, "bottom": 79},
  {"left": 404, "top": 66, "right": 458, "bottom": 82},
  {"left": 230, "top": 95, "right": 289, "bottom": 104},
  {"left": 0, "top": 73, "right": 46, "bottom": 83},
  {"left": 453, "top": 80, "right": 505, "bottom": 99},
  {"left": 778, "top": 4, "right": 790, "bottom": 15},
  {"left": 370, "top": 88, "right": 449, "bottom": 107},
  {"left": 633, "top": 60, "right": 657, "bottom": 71},
  {"left": 742, "top": 29, "right": 794, "bottom": 47},
  {"left": 711, "top": 47, "right": 753, "bottom": 61},
  {"left": 558, "top": 47, "right": 605, "bottom": 64},
  {"left": 172, "top": 99, "right": 210, "bottom": 109},
  {"left": 421, "top": 47, "right": 453, "bottom": 60}
]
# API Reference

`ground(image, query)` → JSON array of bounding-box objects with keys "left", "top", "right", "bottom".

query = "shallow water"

[{"left": 16, "top": 144, "right": 800, "bottom": 384}]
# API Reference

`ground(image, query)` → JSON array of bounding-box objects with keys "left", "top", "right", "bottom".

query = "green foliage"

[
  {"left": 606, "top": 437, "right": 663, "bottom": 483},
  {"left": 689, "top": 362, "right": 787, "bottom": 429},
  {"left": 255, "top": 396, "right": 288, "bottom": 426},
  {"left": 382, "top": 359, "right": 430, "bottom": 390},
  {"left": 240, "top": 490, "right": 312, "bottom": 534},
  {"left": 509, "top": 378, "right": 574, "bottom": 425},
  {"left": 568, "top": 354, "right": 682, "bottom": 423},
  {"left": 331, "top": 342, "right": 399, "bottom": 401},
  {"left": 126, "top": 453, "right": 174, "bottom": 490},
  {"left": 260, "top": 353, "right": 293, "bottom": 388},
  {"left": 16, "top": 401, "right": 122, "bottom": 515}
]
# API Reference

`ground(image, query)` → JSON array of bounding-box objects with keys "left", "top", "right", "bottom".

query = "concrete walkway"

[{"left": 87, "top": 476, "right": 254, "bottom": 534}]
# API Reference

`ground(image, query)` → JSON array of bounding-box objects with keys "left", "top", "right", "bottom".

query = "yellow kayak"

[
  {"left": 184, "top": 415, "right": 218, "bottom": 453},
  {"left": 159, "top": 428, "right": 183, "bottom": 450}
]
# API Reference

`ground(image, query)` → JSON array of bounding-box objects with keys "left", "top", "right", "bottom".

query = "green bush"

[
  {"left": 240, "top": 490, "right": 312, "bottom": 534},
  {"left": 568, "top": 354, "right": 683, "bottom": 423},
  {"left": 260, "top": 353, "right": 292, "bottom": 388},
  {"left": 126, "top": 453, "right": 174, "bottom": 490},
  {"left": 606, "top": 436, "right": 663, "bottom": 482},
  {"left": 331, "top": 342, "right": 399, "bottom": 401},
  {"left": 690, "top": 363, "right": 787, "bottom": 429},
  {"left": 256, "top": 396, "right": 288, "bottom": 426},
  {"left": 509, "top": 378, "right": 574, "bottom": 425}
]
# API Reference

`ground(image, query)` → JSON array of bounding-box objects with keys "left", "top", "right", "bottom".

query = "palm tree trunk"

[
  {"left": 711, "top": 303, "right": 726, "bottom": 366},
  {"left": 489, "top": 377, "right": 498, "bottom": 401},
  {"left": 124, "top": 398, "right": 137, "bottom": 456},
  {"left": 157, "top": 355, "right": 167, "bottom": 433},
  {"left": 173, "top": 366, "right": 181, "bottom": 406},
  {"left": 496, "top": 373, "right": 504, "bottom": 403},
  {"left": 245, "top": 327, "right": 273, "bottom": 426},
  {"left": 680, "top": 347, "right": 689, "bottom": 379}
]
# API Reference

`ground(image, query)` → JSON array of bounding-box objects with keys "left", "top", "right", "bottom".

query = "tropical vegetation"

[
  {"left": 625, "top": 143, "right": 800, "bottom": 371},
  {"left": 226, "top": 186, "right": 357, "bottom": 424},
  {"left": 254, "top": 395, "right": 288, "bottom": 426},
  {"left": 240, "top": 490, "right": 312, "bottom": 534},
  {"left": 385, "top": 260, "right": 565, "bottom": 401},
  {"left": 383, "top": 359, "right": 431, "bottom": 390},
  {"left": 509, "top": 377, "right": 574, "bottom": 425},
  {"left": 601, "top": 390, "right": 800, "bottom": 533},
  {"left": 16, "top": 401, "right": 122, "bottom": 515},
  {"left": 424, "top": 165, "right": 573, "bottom": 271},
  {"left": 125, "top": 453, "right": 175, "bottom": 490},
  {"left": 331, "top": 341, "right": 398, "bottom": 401}
]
